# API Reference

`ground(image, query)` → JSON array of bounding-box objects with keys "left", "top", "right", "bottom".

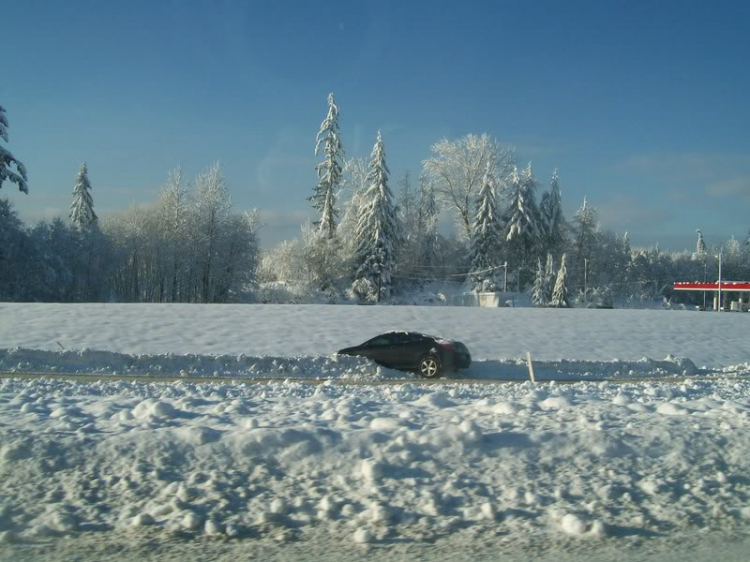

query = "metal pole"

[
  {"left": 718, "top": 249, "right": 722, "bottom": 312},
  {"left": 503, "top": 262, "right": 507, "bottom": 293},
  {"left": 703, "top": 259, "right": 707, "bottom": 311}
]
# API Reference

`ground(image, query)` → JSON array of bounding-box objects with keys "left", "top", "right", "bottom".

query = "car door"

[
  {"left": 383, "top": 332, "right": 411, "bottom": 368},
  {"left": 402, "top": 334, "right": 435, "bottom": 368},
  {"left": 358, "top": 335, "right": 395, "bottom": 366}
]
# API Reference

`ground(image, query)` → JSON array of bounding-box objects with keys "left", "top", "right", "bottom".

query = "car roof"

[{"left": 382, "top": 330, "right": 442, "bottom": 340}]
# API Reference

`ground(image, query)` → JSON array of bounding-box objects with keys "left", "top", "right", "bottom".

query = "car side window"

[
  {"left": 387, "top": 333, "right": 407, "bottom": 345},
  {"left": 367, "top": 337, "right": 391, "bottom": 347},
  {"left": 402, "top": 334, "right": 425, "bottom": 344}
]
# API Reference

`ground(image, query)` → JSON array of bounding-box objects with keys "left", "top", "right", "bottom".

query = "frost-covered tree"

[
  {"left": 353, "top": 131, "right": 400, "bottom": 301},
  {"left": 310, "top": 93, "right": 344, "bottom": 238},
  {"left": 70, "top": 163, "right": 98, "bottom": 230},
  {"left": 539, "top": 169, "right": 565, "bottom": 255},
  {"left": 468, "top": 165, "right": 502, "bottom": 290},
  {"left": 422, "top": 134, "right": 514, "bottom": 239},
  {"left": 415, "top": 173, "right": 440, "bottom": 276},
  {"left": 532, "top": 258, "right": 546, "bottom": 306},
  {"left": 337, "top": 156, "right": 369, "bottom": 265},
  {"left": 571, "top": 196, "right": 599, "bottom": 289},
  {"left": 543, "top": 253, "right": 556, "bottom": 304},
  {"left": 0, "top": 105, "right": 28, "bottom": 193},
  {"left": 396, "top": 171, "right": 423, "bottom": 283},
  {"left": 193, "top": 162, "right": 232, "bottom": 302},
  {"left": 155, "top": 166, "right": 190, "bottom": 301},
  {"left": 551, "top": 253, "right": 570, "bottom": 308},
  {"left": 398, "top": 171, "right": 417, "bottom": 227},
  {"left": 695, "top": 229, "right": 707, "bottom": 257},
  {"left": 503, "top": 163, "right": 542, "bottom": 286}
]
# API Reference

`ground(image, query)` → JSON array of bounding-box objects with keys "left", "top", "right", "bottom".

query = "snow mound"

[{"left": 2, "top": 375, "right": 750, "bottom": 546}]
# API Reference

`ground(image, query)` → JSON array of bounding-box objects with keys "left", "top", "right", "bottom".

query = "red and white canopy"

[{"left": 674, "top": 281, "right": 750, "bottom": 292}]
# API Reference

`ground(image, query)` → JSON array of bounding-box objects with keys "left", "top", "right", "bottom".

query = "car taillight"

[{"left": 439, "top": 342, "right": 456, "bottom": 352}]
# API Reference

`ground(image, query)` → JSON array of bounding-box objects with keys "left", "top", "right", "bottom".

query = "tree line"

[
  {"left": 259, "top": 94, "right": 750, "bottom": 306},
  {"left": 2, "top": 99, "right": 749, "bottom": 306}
]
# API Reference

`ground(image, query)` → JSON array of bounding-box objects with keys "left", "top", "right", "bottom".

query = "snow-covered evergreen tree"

[
  {"left": 539, "top": 169, "right": 565, "bottom": 254},
  {"left": 468, "top": 164, "right": 502, "bottom": 290},
  {"left": 543, "top": 253, "right": 555, "bottom": 304},
  {"left": 353, "top": 131, "right": 400, "bottom": 301},
  {"left": 503, "top": 163, "right": 542, "bottom": 286},
  {"left": 532, "top": 258, "right": 546, "bottom": 306},
  {"left": 551, "top": 253, "right": 570, "bottom": 308},
  {"left": 695, "top": 229, "right": 707, "bottom": 257},
  {"left": 310, "top": 93, "right": 344, "bottom": 238},
  {"left": 70, "top": 163, "right": 98, "bottom": 230},
  {"left": 0, "top": 105, "right": 28, "bottom": 193}
]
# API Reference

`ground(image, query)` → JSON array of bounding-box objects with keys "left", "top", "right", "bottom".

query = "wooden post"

[{"left": 526, "top": 351, "right": 536, "bottom": 383}]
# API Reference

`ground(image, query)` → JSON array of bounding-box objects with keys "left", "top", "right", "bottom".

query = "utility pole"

[
  {"left": 717, "top": 249, "right": 723, "bottom": 311},
  {"left": 503, "top": 262, "right": 508, "bottom": 293}
]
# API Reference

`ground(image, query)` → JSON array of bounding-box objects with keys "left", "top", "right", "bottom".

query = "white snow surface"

[
  {"left": 2, "top": 303, "right": 749, "bottom": 371},
  {"left": 2, "top": 303, "right": 750, "bottom": 557},
  {"left": 2, "top": 376, "right": 750, "bottom": 548}
]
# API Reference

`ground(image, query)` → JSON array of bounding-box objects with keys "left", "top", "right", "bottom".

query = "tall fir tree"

[
  {"left": 70, "top": 163, "right": 98, "bottom": 230},
  {"left": 310, "top": 93, "right": 344, "bottom": 238},
  {"left": 503, "top": 163, "right": 542, "bottom": 287},
  {"left": 551, "top": 253, "right": 570, "bottom": 308},
  {"left": 695, "top": 229, "right": 707, "bottom": 256},
  {"left": 468, "top": 164, "right": 502, "bottom": 290},
  {"left": 0, "top": 105, "right": 28, "bottom": 193},
  {"left": 353, "top": 131, "right": 400, "bottom": 301},
  {"left": 539, "top": 169, "right": 565, "bottom": 254},
  {"left": 532, "top": 257, "right": 546, "bottom": 306},
  {"left": 543, "top": 253, "right": 555, "bottom": 304}
]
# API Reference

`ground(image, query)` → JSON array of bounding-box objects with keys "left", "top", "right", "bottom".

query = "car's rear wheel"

[{"left": 419, "top": 356, "right": 441, "bottom": 378}]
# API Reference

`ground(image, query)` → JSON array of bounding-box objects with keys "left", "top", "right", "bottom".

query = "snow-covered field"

[
  {"left": 1, "top": 303, "right": 749, "bottom": 377},
  {"left": 1, "top": 303, "right": 750, "bottom": 560}
]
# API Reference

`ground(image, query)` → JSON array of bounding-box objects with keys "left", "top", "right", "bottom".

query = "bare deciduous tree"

[{"left": 422, "top": 134, "right": 514, "bottom": 239}]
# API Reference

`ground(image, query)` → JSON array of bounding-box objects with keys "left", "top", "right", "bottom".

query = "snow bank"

[
  {"left": 0, "top": 347, "right": 403, "bottom": 381},
  {"left": 1, "top": 376, "right": 750, "bottom": 545},
  {"left": 1, "top": 346, "right": 740, "bottom": 381}
]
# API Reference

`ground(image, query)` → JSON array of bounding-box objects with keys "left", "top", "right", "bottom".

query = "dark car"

[{"left": 337, "top": 331, "right": 471, "bottom": 378}]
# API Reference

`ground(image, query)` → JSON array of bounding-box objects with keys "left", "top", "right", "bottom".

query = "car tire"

[{"left": 418, "top": 355, "right": 442, "bottom": 379}]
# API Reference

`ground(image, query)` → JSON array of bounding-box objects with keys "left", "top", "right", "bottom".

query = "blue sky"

[{"left": 2, "top": 0, "right": 749, "bottom": 249}]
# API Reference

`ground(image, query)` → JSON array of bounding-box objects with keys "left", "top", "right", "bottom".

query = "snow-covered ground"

[
  {"left": 2, "top": 303, "right": 750, "bottom": 560},
  {"left": 2, "top": 376, "right": 750, "bottom": 560},
  {"left": 1, "top": 303, "right": 749, "bottom": 368}
]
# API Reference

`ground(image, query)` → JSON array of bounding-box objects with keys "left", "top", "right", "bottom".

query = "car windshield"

[{"left": 2, "top": 1, "right": 749, "bottom": 562}]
